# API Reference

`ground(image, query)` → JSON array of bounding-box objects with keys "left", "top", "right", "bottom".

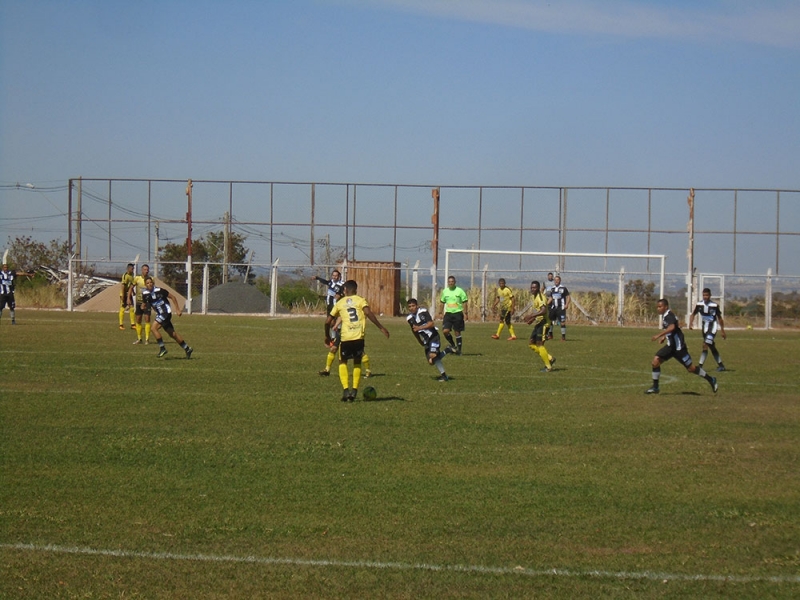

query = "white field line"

[{"left": 2, "top": 543, "right": 798, "bottom": 584}]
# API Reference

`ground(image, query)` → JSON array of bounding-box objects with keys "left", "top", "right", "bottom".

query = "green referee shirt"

[{"left": 440, "top": 286, "right": 468, "bottom": 313}]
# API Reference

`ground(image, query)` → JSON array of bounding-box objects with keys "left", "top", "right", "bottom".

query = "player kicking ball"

[
  {"left": 142, "top": 277, "right": 193, "bottom": 359},
  {"left": 406, "top": 298, "right": 451, "bottom": 382}
]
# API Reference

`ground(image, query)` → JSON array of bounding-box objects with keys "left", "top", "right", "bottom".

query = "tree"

[
  {"left": 4, "top": 236, "right": 70, "bottom": 271},
  {"left": 158, "top": 231, "right": 252, "bottom": 294}
]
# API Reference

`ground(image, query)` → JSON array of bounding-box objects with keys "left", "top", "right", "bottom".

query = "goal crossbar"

[{"left": 444, "top": 249, "right": 666, "bottom": 298}]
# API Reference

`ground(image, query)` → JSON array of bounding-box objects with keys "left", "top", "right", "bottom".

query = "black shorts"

[
  {"left": 442, "top": 312, "right": 465, "bottom": 332},
  {"left": 553, "top": 308, "right": 567, "bottom": 324},
  {"left": 529, "top": 321, "right": 547, "bottom": 343},
  {"left": 340, "top": 339, "right": 365, "bottom": 362},
  {"left": 155, "top": 313, "right": 174, "bottom": 330},
  {"left": 499, "top": 308, "right": 512, "bottom": 325},
  {"left": 424, "top": 334, "right": 443, "bottom": 357},
  {"left": 0, "top": 293, "right": 15, "bottom": 310},
  {"left": 656, "top": 344, "right": 693, "bottom": 368},
  {"left": 135, "top": 301, "right": 152, "bottom": 317}
]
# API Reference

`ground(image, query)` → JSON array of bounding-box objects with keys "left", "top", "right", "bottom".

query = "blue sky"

[{"left": 1, "top": 0, "right": 799, "bottom": 261}]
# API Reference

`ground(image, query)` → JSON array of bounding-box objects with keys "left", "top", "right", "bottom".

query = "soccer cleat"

[
  {"left": 540, "top": 367, "right": 552, "bottom": 372},
  {"left": 507, "top": 336, "right": 517, "bottom": 341},
  {"left": 185, "top": 347, "right": 193, "bottom": 359},
  {"left": 131, "top": 324, "right": 136, "bottom": 330},
  {"left": 348, "top": 389, "right": 357, "bottom": 402},
  {"left": 549, "top": 356, "right": 556, "bottom": 368},
  {"left": 364, "top": 370, "right": 372, "bottom": 378},
  {"left": 11, "top": 320, "right": 16, "bottom": 325},
  {"left": 444, "top": 346, "right": 455, "bottom": 355},
  {"left": 716, "top": 365, "right": 726, "bottom": 372},
  {"left": 144, "top": 340, "right": 149, "bottom": 345},
  {"left": 319, "top": 369, "right": 330, "bottom": 377},
  {"left": 491, "top": 334, "right": 500, "bottom": 339},
  {"left": 132, "top": 339, "right": 142, "bottom": 345},
  {"left": 157, "top": 347, "right": 167, "bottom": 358},
  {"left": 119, "top": 324, "right": 125, "bottom": 330},
  {"left": 341, "top": 390, "right": 349, "bottom": 402},
  {"left": 437, "top": 373, "right": 449, "bottom": 382},
  {"left": 710, "top": 377, "right": 718, "bottom": 393},
  {"left": 561, "top": 337, "right": 566, "bottom": 341},
  {"left": 456, "top": 349, "right": 462, "bottom": 356},
  {"left": 645, "top": 387, "right": 659, "bottom": 394}
]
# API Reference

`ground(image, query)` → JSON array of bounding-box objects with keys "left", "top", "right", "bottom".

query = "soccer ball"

[{"left": 362, "top": 386, "right": 377, "bottom": 401}]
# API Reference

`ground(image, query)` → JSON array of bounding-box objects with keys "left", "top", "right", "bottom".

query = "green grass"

[{"left": 2, "top": 310, "right": 799, "bottom": 598}]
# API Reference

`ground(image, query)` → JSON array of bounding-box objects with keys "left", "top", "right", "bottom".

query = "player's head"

[
  {"left": 702, "top": 288, "right": 712, "bottom": 301},
  {"left": 142, "top": 264, "right": 150, "bottom": 276},
  {"left": 331, "top": 269, "right": 341, "bottom": 281},
  {"left": 343, "top": 280, "right": 357, "bottom": 295},
  {"left": 657, "top": 298, "right": 669, "bottom": 314},
  {"left": 144, "top": 276, "right": 155, "bottom": 291},
  {"left": 126, "top": 263, "right": 134, "bottom": 273},
  {"left": 554, "top": 275, "right": 561, "bottom": 285},
  {"left": 547, "top": 272, "right": 554, "bottom": 281},
  {"left": 1, "top": 263, "right": 7, "bottom": 271},
  {"left": 447, "top": 276, "right": 456, "bottom": 288},
  {"left": 530, "top": 280, "right": 540, "bottom": 294},
  {"left": 498, "top": 278, "right": 506, "bottom": 288},
  {"left": 407, "top": 298, "right": 419, "bottom": 314}
]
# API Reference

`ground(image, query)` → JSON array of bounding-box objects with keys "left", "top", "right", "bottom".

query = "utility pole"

[
  {"left": 686, "top": 188, "right": 695, "bottom": 325},
  {"left": 223, "top": 211, "right": 230, "bottom": 285},
  {"left": 185, "top": 179, "right": 193, "bottom": 314},
  {"left": 431, "top": 187, "right": 440, "bottom": 306}
]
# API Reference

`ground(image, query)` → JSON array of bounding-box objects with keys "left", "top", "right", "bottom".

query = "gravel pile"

[{"left": 191, "top": 282, "right": 281, "bottom": 314}]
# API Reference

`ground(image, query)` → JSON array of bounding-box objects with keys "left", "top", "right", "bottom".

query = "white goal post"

[{"left": 444, "top": 249, "right": 666, "bottom": 323}]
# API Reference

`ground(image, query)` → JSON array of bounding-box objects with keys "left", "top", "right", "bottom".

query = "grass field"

[{"left": 2, "top": 310, "right": 799, "bottom": 599}]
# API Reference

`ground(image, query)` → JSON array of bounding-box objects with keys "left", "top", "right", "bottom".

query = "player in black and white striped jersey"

[
  {"left": 407, "top": 298, "right": 450, "bottom": 382},
  {"left": 689, "top": 288, "right": 727, "bottom": 371},
  {"left": 0, "top": 262, "right": 35, "bottom": 326}
]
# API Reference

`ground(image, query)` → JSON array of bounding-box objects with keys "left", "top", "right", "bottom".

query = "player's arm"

[
  {"left": 524, "top": 300, "right": 546, "bottom": 325},
  {"left": 324, "top": 310, "right": 336, "bottom": 343},
  {"left": 363, "top": 305, "right": 390, "bottom": 338},
  {"left": 688, "top": 304, "right": 701, "bottom": 329},
  {"left": 168, "top": 292, "right": 182, "bottom": 317},
  {"left": 717, "top": 312, "right": 726, "bottom": 339},
  {"left": 651, "top": 323, "right": 673, "bottom": 343},
  {"left": 563, "top": 290, "right": 570, "bottom": 310}
]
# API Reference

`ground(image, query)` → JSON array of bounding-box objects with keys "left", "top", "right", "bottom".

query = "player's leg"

[
  {"left": 144, "top": 313, "right": 151, "bottom": 343},
  {"left": 119, "top": 297, "right": 126, "bottom": 329},
  {"left": 560, "top": 312, "right": 567, "bottom": 341},
  {"left": 362, "top": 353, "right": 371, "bottom": 378},
  {"left": 647, "top": 349, "right": 670, "bottom": 394},
  {"left": 684, "top": 352, "right": 718, "bottom": 392}
]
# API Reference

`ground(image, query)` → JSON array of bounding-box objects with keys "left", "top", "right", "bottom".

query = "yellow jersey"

[
  {"left": 530, "top": 291, "right": 551, "bottom": 326},
  {"left": 120, "top": 272, "right": 135, "bottom": 298},
  {"left": 496, "top": 286, "right": 514, "bottom": 311},
  {"left": 131, "top": 275, "right": 148, "bottom": 303},
  {"left": 330, "top": 294, "right": 370, "bottom": 342}
]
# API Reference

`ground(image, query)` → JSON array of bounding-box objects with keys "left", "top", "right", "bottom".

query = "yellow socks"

[
  {"left": 353, "top": 366, "right": 362, "bottom": 390},
  {"left": 338, "top": 363, "right": 349, "bottom": 389},
  {"left": 508, "top": 325, "right": 515, "bottom": 338},
  {"left": 135, "top": 323, "right": 143, "bottom": 340},
  {"left": 145, "top": 322, "right": 151, "bottom": 341},
  {"left": 325, "top": 351, "right": 336, "bottom": 371}
]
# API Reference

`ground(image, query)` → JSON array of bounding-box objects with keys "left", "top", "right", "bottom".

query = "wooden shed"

[{"left": 344, "top": 260, "right": 402, "bottom": 317}]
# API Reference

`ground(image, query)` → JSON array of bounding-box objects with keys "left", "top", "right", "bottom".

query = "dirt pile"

[{"left": 76, "top": 279, "right": 187, "bottom": 312}]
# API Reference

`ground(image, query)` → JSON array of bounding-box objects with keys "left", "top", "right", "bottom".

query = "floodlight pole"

[{"left": 431, "top": 187, "right": 440, "bottom": 306}]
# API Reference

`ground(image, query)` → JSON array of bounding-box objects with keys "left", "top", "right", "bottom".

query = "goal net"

[{"left": 444, "top": 249, "right": 665, "bottom": 325}]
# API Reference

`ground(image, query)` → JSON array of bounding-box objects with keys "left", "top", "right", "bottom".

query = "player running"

[
  {"left": 689, "top": 288, "right": 727, "bottom": 372},
  {"left": 407, "top": 298, "right": 451, "bottom": 382},
  {"left": 524, "top": 281, "right": 555, "bottom": 372},
  {"left": 646, "top": 298, "right": 717, "bottom": 394},
  {"left": 142, "top": 277, "right": 193, "bottom": 359}
]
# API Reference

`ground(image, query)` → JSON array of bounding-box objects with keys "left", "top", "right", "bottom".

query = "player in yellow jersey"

[
  {"left": 326, "top": 280, "right": 389, "bottom": 401},
  {"left": 524, "top": 280, "right": 555, "bottom": 372},
  {"left": 119, "top": 263, "right": 136, "bottom": 330},
  {"left": 128, "top": 264, "right": 152, "bottom": 344},
  {"left": 491, "top": 278, "right": 516, "bottom": 340}
]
